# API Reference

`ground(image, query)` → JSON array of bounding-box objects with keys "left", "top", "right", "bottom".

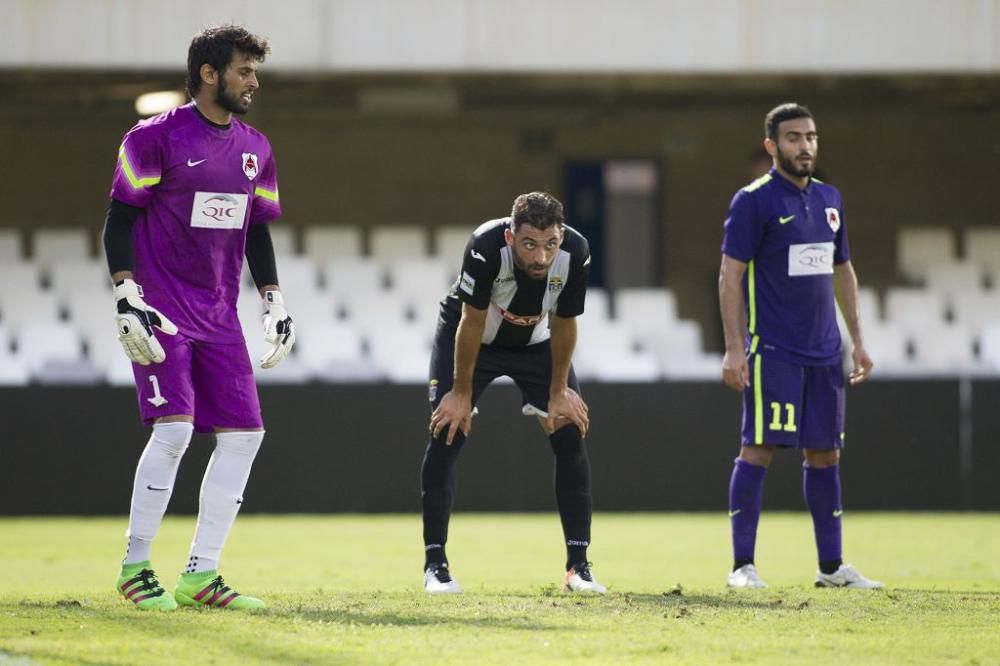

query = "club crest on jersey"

[
  {"left": 825, "top": 207, "right": 841, "bottom": 233},
  {"left": 241, "top": 153, "right": 259, "bottom": 180},
  {"left": 548, "top": 276, "right": 564, "bottom": 293}
]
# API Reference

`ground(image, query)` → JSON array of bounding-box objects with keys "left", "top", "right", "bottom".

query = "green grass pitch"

[{"left": 1, "top": 513, "right": 998, "bottom": 664}]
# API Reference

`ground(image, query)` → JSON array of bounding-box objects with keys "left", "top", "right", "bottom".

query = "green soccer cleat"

[
  {"left": 174, "top": 571, "right": 265, "bottom": 610},
  {"left": 117, "top": 561, "right": 178, "bottom": 611}
]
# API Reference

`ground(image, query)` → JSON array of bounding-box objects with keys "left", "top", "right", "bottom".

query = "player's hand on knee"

[
  {"left": 430, "top": 390, "right": 473, "bottom": 445},
  {"left": 721, "top": 349, "right": 750, "bottom": 391},
  {"left": 260, "top": 290, "right": 296, "bottom": 369},
  {"left": 114, "top": 278, "right": 178, "bottom": 365},
  {"left": 547, "top": 387, "right": 589, "bottom": 437}
]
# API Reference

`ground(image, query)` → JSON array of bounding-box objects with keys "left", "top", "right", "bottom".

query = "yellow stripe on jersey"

[
  {"left": 117, "top": 145, "right": 161, "bottom": 190},
  {"left": 254, "top": 186, "right": 279, "bottom": 202},
  {"left": 742, "top": 173, "right": 772, "bottom": 193}
]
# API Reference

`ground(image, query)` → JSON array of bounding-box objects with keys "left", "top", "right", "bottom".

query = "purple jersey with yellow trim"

[
  {"left": 109, "top": 103, "right": 280, "bottom": 343},
  {"left": 721, "top": 168, "right": 850, "bottom": 365}
]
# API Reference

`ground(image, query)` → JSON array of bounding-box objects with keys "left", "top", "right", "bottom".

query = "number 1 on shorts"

[{"left": 147, "top": 374, "right": 168, "bottom": 407}]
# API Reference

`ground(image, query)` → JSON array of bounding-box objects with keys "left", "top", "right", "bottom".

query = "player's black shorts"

[{"left": 428, "top": 308, "right": 581, "bottom": 417}]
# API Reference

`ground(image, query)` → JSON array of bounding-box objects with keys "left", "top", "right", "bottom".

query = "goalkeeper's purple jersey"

[
  {"left": 109, "top": 103, "right": 281, "bottom": 343},
  {"left": 721, "top": 168, "right": 850, "bottom": 366}
]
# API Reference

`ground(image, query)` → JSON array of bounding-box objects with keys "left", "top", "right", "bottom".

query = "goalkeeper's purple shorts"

[{"left": 131, "top": 330, "right": 263, "bottom": 433}]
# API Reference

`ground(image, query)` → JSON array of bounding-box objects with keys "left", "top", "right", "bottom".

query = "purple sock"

[
  {"left": 803, "top": 463, "right": 843, "bottom": 566},
  {"left": 729, "top": 458, "right": 767, "bottom": 566}
]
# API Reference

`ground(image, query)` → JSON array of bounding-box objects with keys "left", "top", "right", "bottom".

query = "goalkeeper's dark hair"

[
  {"left": 510, "top": 192, "right": 564, "bottom": 232},
  {"left": 186, "top": 25, "right": 270, "bottom": 98},
  {"left": 764, "top": 103, "right": 813, "bottom": 140}
]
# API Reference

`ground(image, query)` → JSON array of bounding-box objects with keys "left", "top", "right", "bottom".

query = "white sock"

[
  {"left": 188, "top": 430, "right": 264, "bottom": 570},
  {"left": 123, "top": 422, "right": 193, "bottom": 565}
]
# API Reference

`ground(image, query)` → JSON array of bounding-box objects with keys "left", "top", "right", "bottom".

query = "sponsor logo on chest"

[
  {"left": 190, "top": 192, "right": 248, "bottom": 229},
  {"left": 787, "top": 242, "right": 835, "bottom": 276},
  {"left": 494, "top": 304, "right": 544, "bottom": 327}
]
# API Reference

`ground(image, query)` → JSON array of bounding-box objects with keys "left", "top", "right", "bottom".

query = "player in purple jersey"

[
  {"left": 104, "top": 25, "right": 295, "bottom": 611},
  {"left": 719, "top": 103, "right": 882, "bottom": 590}
]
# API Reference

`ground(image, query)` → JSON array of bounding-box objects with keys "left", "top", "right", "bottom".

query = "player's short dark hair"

[
  {"left": 764, "top": 103, "right": 813, "bottom": 140},
  {"left": 510, "top": 192, "right": 565, "bottom": 232},
  {"left": 186, "top": 25, "right": 270, "bottom": 98}
]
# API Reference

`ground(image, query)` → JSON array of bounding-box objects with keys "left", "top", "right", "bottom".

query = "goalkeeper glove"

[
  {"left": 114, "top": 278, "right": 178, "bottom": 365},
  {"left": 260, "top": 290, "right": 295, "bottom": 368}
]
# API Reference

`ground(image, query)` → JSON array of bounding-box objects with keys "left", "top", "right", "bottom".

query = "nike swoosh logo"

[
  {"left": 583, "top": 256, "right": 591, "bottom": 266},
  {"left": 729, "top": 509, "right": 742, "bottom": 518},
  {"left": 470, "top": 249, "right": 486, "bottom": 263},
  {"left": 187, "top": 158, "right": 207, "bottom": 167},
  {"left": 147, "top": 485, "right": 169, "bottom": 492},
  {"left": 779, "top": 215, "right": 795, "bottom": 224},
  {"left": 833, "top": 509, "right": 843, "bottom": 517}
]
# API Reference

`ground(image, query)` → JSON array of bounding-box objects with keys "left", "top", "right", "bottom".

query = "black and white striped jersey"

[{"left": 441, "top": 217, "right": 590, "bottom": 348}]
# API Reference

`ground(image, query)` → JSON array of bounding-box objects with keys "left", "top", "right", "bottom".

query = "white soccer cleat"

[
  {"left": 424, "top": 563, "right": 462, "bottom": 594},
  {"left": 563, "top": 563, "right": 607, "bottom": 594},
  {"left": 727, "top": 564, "right": 768, "bottom": 589},
  {"left": 815, "top": 563, "right": 884, "bottom": 589}
]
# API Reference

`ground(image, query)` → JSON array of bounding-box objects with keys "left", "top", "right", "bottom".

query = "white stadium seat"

[
  {"left": 923, "top": 261, "right": 984, "bottom": 300},
  {"left": 883, "top": 287, "right": 947, "bottom": 336},
  {"left": 47, "top": 260, "right": 108, "bottom": 300},
  {"left": 949, "top": 291, "right": 1000, "bottom": 334},
  {"left": 897, "top": 227, "right": 955, "bottom": 283},
  {"left": 0, "top": 229, "right": 23, "bottom": 261},
  {"left": 387, "top": 258, "right": 451, "bottom": 295},
  {"left": 0, "top": 261, "right": 43, "bottom": 293},
  {"left": 16, "top": 322, "right": 84, "bottom": 373},
  {"left": 615, "top": 287, "right": 678, "bottom": 344},
  {"left": 433, "top": 225, "right": 474, "bottom": 266},
  {"left": 369, "top": 225, "right": 428, "bottom": 262},
  {"left": 303, "top": 226, "right": 363, "bottom": 261},
  {"left": 274, "top": 256, "right": 321, "bottom": 293},
  {"left": 323, "top": 258, "right": 384, "bottom": 297},
  {"left": 861, "top": 323, "right": 910, "bottom": 375},
  {"left": 33, "top": 228, "right": 91, "bottom": 265},
  {"left": 575, "top": 322, "right": 661, "bottom": 382},
  {"left": 267, "top": 225, "right": 297, "bottom": 257},
  {"left": 367, "top": 323, "right": 433, "bottom": 383},
  {"left": 910, "top": 322, "right": 976, "bottom": 373},
  {"left": 576, "top": 288, "right": 611, "bottom": 330},
  {"left": 980, "top": 323, "right": 1000, "bottom": 370},
  {"left": 963, "top": 227, "right": 1000, "bottom": 281},
  {"left": 340, "top": 290, "right": 410, "bottom": 336},
  {"left": 0, "top": 289, "right": 61, "bottom": 333}
]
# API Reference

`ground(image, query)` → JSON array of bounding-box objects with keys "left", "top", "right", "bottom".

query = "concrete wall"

[
  {"left": 4, "top": 0, "right": 999, "bottom": 72},
  {"left": 1, "top": 380, "right": 996, "bottom": 515}
]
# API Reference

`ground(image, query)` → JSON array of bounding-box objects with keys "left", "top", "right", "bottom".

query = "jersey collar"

[
  {"left": 189, "top": 103, "right": 232, "bottom": 131},
  {"left": 769, "top": 167, "right": 814, "bottom": 194}
]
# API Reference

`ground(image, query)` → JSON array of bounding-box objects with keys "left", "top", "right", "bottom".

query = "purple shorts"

[
  {"left": 741, "top": 354, "right": 845, "bottom": 449},
  {"left": 131, "top": 331, "right": 263, "bottom": 433}
]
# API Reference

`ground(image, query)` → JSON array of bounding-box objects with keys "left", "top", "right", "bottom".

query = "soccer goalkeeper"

[{"left": 104, "top": 25, "right": 294, "bottom": 611}]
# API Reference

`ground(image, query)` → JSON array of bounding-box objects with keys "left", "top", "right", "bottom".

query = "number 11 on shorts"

[{"left": 768, "top": 401, "right": 796, "bottom": 432}]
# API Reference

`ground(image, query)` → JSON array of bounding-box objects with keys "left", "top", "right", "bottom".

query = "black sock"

[
  {"left": 424, "top": 545, "right": 447, "bottom": 570},
  {"left": 819, "top": 558, "right": 843, "bottom": 575},
  {"left": 549, "top": 425, "right": 593, "bottom": 571},
  {"left": 734, "top": 558, "right": 754, "bottom": 572},
  {"left": 421, "top": 432, "right": 465, "bottom": 571}
]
